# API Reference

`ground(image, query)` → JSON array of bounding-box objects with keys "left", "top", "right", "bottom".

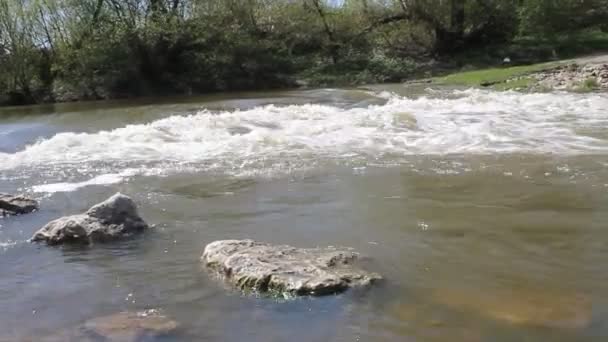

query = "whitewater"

[{"left": 2, "top": 89, "right": 608, "bottom": 192}]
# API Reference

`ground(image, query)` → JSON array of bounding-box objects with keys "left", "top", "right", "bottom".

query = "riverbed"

[{"left": 1, "top": 86, "right": 608, "bottom": 341}]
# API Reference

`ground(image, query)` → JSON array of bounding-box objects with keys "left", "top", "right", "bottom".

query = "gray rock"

[
  {"left": 202, "top": 239, "right": 382, "bottom": 296},
  {"left": 31, "top": 193, "right": 149, "bottom": 245},
  {"left": 0, "top": 193, "right": 38, "bottom": 217},
  {"left": 531, "top": 63, "right": 608, "bottom": 91}
]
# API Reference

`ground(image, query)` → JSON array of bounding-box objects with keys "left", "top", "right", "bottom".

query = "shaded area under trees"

[{"left": 1, "top": 0, "right": 607, "bottom": 106}]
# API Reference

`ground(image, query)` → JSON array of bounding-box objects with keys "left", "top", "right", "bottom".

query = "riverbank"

[
  {"left": 2, "top": 34, "right": 608, "bottom": 108},
  {"left": 430, "top": 53, "right": 608, "bottom": 92},
  {"left": 1, "top": 57, "right": 606, "bottom": 110}
]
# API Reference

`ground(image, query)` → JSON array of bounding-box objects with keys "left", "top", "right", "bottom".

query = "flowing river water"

[{"left": 1, "top": 85, "right": 608, "bottom": 341}]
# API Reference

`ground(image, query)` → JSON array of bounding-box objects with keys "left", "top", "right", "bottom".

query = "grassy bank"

[
  {"left": 432, "top": 62, "right": 561, "bottom": 91},
  {"left": 433, "top": 57, "right": 608, "bottom": 92},
  {"left": 430, "top": 30, "right": 608, "bottom": 91}
]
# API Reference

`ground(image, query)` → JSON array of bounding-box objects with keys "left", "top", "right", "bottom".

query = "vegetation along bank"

[{"left": 1, "top": 0, "right": 607, "bottom": 106}]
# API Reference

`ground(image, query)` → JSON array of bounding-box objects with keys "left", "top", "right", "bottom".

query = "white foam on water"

[
  {"left": 2, "top": 89, "right": 608, "bottom": 189},
  {"left": 0, "top": 240, "right": 18, "bottom": 250},
  {"left": 32, "top": 172, "right": 131, "bottom": 193}
]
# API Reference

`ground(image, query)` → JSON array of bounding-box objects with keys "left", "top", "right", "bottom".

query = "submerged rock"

[
  {"left": 227, "top": 125, "right": 253, "bottom": 135},
  {"left": 202, "top": 239, "right": 382, "bottom": 296},
  {"left": 82, "top": 309, "right": 179, "bottom": 341},
  {"left": 0, "top": 193, "right": 38, "bottom": 217},
  {"left": 31, "top": 193, "right": 149, "bottom": 245},
  {"left": 8, "top": 310, "right": 177, "bottom": 342},
  {"left": 432, "top": 287, "right": 591, "bottom": 329},
  {"left": 393, "top": 112, "right": 418, "bottom": 130}
]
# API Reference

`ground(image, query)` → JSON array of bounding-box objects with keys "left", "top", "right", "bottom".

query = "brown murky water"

[{"left": 1, "top": 86, "right": 608, "bottom": 341}]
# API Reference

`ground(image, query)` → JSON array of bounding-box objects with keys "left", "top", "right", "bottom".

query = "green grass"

[
  {"left": 492, "top": 77, "right": 535, "bottom": 91},
  {"left": 432, "top": 29, "right": 608, "bottom": 91},
  {"left": 574, "top": 77, "right": 600, "bottom": 92},
  {"left": 436, "top": 62, "right": 557, "bottom": 87}
]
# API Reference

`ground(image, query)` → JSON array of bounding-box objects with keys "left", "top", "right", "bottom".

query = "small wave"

[
  {"left": 32, "top": 172, "right": 133, "bottom": 193},
  {"left": 0, "top": 240, "right": 19, "bottom": 250}
]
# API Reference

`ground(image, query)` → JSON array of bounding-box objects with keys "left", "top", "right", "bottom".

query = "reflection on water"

[{"left": 1, "top": 86, "right": 608, "bottom": 341}]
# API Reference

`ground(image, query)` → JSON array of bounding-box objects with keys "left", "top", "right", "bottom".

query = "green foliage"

[
  {"left": 0, "top": 0, "right": 607, "bottom": 105},
  {"left": 301, "top": 50, "right": 417, "bottom": 87},
  {"left": 492, "top": 77, "right": 534, "bottom": 91},
  {"left": 518, "top": 0, "right": 608, "bottom": 37},
  {"left": 576, "top": 77, "right": 600, "bottom": 92}
]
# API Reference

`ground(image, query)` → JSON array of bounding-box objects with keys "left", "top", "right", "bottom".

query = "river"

[{"left": 1, "top": 86, "right": 608, "bottom": 341}]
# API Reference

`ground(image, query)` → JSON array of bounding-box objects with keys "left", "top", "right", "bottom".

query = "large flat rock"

[
  {"left": 31, "top": 193, "right": 149, "bottom": 245},
  {"left": 202, "top": 239, "right": 382, "bottom": 296},
  {"left": 0, "top": 193, "right": 38, "bottom": 217}
]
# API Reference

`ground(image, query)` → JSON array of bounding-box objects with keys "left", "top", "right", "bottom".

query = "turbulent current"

[
  {"left": 2, "top": 87, "right": 608, "bottom": 341},
  {"left": 2, "top": 89, "right": 608, "bottom": 192}
]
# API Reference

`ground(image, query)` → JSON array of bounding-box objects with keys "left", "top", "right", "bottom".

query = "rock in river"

[
  {"left": 432, "top": 287, "right": 591, "bottom": 329},
  {"left": 31, "top": 193, "right": 149, "bottom": 245},
  {"left": 7, "top": 310, "right": 177, "bottom": 342},
  {"left": 202, "top": 239, "right": 382, "bottom": 296},
  {"left": 82, "top": 309, "right": 179, "bottom": 341},
  {"left": 0, "top": 193, "right": 38, "bottom": 217}
]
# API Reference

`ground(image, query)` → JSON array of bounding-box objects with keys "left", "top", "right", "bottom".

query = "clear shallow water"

[{"left": 1, "top": 87, "right": 608, "bottom": 341}]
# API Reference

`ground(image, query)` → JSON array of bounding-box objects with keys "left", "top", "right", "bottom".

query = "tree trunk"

[
  {"left": 310, "top": 0, "right": 339, "bottom": 64},
  {"left": 434, "top": 0, "right": 466, "bottom": 54},
  {"left": 92, "top": 0, "right": 104, "bottom": 24},
  {"left": 450, "top": 0, "right": 465, "bottom": 37}
]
